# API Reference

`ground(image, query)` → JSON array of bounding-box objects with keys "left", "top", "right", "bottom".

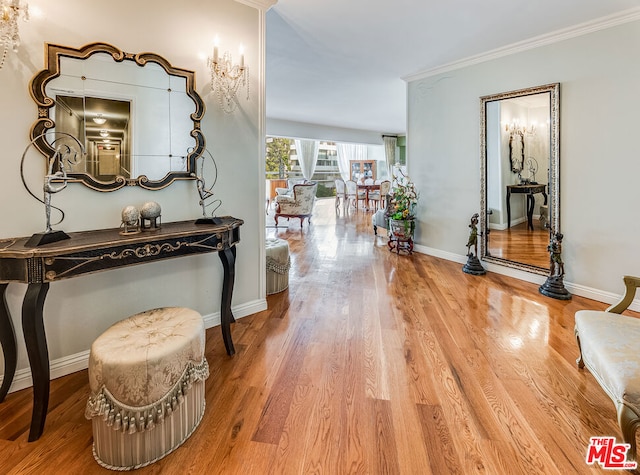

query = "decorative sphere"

[
  {"left": 121, "top": 205, "right": 140, "bottom": 226},
  {"left": 140, "top": 201, "right": 161, "bottom": 219}
]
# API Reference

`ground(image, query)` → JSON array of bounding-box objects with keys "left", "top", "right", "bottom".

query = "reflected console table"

[
  {"left": 0, "top": 217, "right": 243, "bottom": 441},
  {"left": 506, "top": 184, "right": 547, "bottom": 231}
]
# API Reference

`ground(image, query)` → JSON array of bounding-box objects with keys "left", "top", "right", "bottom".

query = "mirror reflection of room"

[
  {"left": 54, "top": 96, "right": 131, "bottom": 182},
  {"left": 486, "top": 92, "right": 550, "bottom": 269}
]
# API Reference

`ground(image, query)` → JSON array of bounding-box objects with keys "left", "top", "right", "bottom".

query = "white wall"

[
  {"left": 0, "top": 0, "right": 266, "bottom": 391},
  {"left": 407, "top": 18, "right": 640, "bottom": 299}
]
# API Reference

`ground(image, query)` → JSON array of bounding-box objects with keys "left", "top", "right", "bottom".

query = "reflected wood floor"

[
  {"left": 0, "top": 199, "right": 636, "bottom": 474},
  {"left": 489, "top": 222, "right": 549, "bottom": 269}
]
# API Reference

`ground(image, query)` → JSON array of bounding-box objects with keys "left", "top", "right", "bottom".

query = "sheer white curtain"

[
  {"left": 383, "top": 135, "right": 397, "bottom": 176},
  {"left": 294, "top": 139, "right": 319, "bottom": 180},
  {"left": 336, "top": 143, "right": 367, "bottom": 180}
]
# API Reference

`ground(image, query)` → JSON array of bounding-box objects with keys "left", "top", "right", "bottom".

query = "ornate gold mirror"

[
  {"left": 29, "top": 43, "right": 205, "bottom": 191},
  {"left": 480, "top": 83, "right": 560, "bottom": 274}
]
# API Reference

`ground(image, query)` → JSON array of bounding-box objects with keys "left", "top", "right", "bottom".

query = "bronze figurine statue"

[
  {"left": 466, "top": 213, "right": 479, "bottom": 257},
  {"left": 548, "top": 232, "right": 565, "bottom": 278},
  {"left": 463, "top": 213, "right": 485, "bottom": 275},
  {"left": 539, "top": 231, "right": 571, "bottom": 300}
]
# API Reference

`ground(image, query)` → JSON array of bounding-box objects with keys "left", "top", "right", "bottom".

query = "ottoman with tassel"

[
  {"left": 85, "top": 307, "right": 209, "bottom": 470},
  {"left": 265, "top": 237, "right": 290, "bottom": 295}
]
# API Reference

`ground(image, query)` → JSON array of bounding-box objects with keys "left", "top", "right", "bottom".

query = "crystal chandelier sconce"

[
  {"left": 0, "top": 0, "right": 29, "bottom": 70},
  {"left": 208, "top": 41, "right": 249, "bottom": 113},
  {"left": 505, "top": 119, "right": 536, "bottom": 136}
]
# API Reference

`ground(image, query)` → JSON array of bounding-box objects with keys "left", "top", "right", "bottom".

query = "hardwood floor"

[
  {"left": 488, "top": 222, "right": 549, "bottom": 269},
  {"left": 0, "top": 198, "right": 636, "bottom": 474}
]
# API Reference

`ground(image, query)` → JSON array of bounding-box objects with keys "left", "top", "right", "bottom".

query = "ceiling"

[{"left": 265, "top": 0, "right": 639, "bottom": 136}]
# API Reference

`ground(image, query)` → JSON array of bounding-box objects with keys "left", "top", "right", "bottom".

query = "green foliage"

[
  {"left": 390, "top": 172, "right": 419, "bottom": 220},
  {"left": 266, "top": 138, "right": 292, "bottom": 178},
  {"left": 316, "top": 182, "right": 334, "bottom": 198}
]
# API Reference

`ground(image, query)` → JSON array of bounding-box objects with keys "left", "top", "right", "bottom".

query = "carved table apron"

[{"left": 0, "top": 217, "right": 243, "bottom": 441}]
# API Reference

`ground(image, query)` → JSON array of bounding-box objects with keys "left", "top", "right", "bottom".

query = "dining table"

[{"left": 357, "top": 183, "right": 380, "bottom": 211}]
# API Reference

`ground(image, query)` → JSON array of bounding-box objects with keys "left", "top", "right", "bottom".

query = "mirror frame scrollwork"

[
  {"left": 479, "top": 83, "right": 560, "bottom": 275},
  {"left": 29, "top": 42, "right": 206, "bottom": 191}
]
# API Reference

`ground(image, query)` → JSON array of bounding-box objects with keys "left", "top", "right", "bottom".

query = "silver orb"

[
  {"left": 140, "top": 201, "right": 161, "bottom": 219},
  {"left": 121, "top": 205, "right": 140, "bottom": 226}
]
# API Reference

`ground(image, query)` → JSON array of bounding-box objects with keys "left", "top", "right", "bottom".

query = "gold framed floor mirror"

[{"left": 479, "top": 83, "right": 560, "bottom": 275}]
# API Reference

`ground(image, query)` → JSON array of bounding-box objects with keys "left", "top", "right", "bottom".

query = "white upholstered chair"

[
  {"left": 275, "top": 178, "right": 307, "bottom": 197},
  {"left": 575, "top": 275, "right": 640, "bottom": 461},
  {"left": 335, "top": 179, "right": 346, "bottom": 210},
  {"left": 368, "top": 180, "right": 391, "bottom": 211},
  {"left": 274, "top": 182, "right": 318, "bottom": 226},
  {"left": 345, "top": 180, "right": 358, "bottom": 209}
]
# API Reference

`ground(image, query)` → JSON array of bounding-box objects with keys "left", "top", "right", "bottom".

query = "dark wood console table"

[
  {"left": 506, "top": 184, "right": 547, "bottom": 231},
  {"left": 0, "top": 217, "right": 243, "bottom": 441}
]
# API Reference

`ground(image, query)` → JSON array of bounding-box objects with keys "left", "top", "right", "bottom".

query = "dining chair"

[
  {"left": 345, "top": 180, "right": 358, "bottom": 209},
  {"left": 334, "top": 179, "right": 346, "bottom": 210},
  {"left": 368, "top": 180, "right": 391, "bottom": 210}
]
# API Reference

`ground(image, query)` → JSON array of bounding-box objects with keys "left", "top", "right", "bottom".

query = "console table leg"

[
  {"left": 0, "top": 283, "right": 17, "bottom": 403},
  {"left": 218, "top": 246, "right": 237, "bottom": 356},
  {"left": 527, "top": 194, "right": 535, "bottom": 231},
  {"left": 506, "top": 189, "right": 512, "bottom": 228},
  {"left": 22, "top": 283, "right": 50, "bottom": 442}
]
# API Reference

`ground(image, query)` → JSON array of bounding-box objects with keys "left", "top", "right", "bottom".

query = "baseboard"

[
  {"left": 413, "top": 244, "right": 640, "bottom": 311},
  {"left": 2, "top": 298, "right": 268, "bottom": 395},
  {"left": 201, "top": 298, "right": 267, "bottom": 329}
]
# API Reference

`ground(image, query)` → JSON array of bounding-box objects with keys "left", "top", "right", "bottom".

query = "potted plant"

[{"left": 388, "top": 171, "right": 419, "bottom": 239}]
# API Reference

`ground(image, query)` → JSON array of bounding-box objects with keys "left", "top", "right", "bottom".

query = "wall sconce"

[
  {"left": 208, "top": 40, "right": 249, "bottom": 113},
  {"left": 504, "top": 119, "right": 536, "bottom": 136},
  {"left": 0, "top": 0, "right": 29, "bottom": 70}
]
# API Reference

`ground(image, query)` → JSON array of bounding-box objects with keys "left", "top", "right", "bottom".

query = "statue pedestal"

[
  {"left": 462, "top": 254, "right": 486, "bottom": 275},
  {"left": 195, "top": 217, "right": 223, "bottom": 225},
  {"left": 25, "top": 230, "right": 70, "bottom": 248},
  {"left": 539, "top": 275, "right": 572, "bottom": 300}
]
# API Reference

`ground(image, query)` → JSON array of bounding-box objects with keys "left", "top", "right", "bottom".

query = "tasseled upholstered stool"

[
  {"left": 266, "top": 237, "right": 290, "bottom": 295},
  {"left": 85, "top": 307, "right": 209, "bottom": 470}
]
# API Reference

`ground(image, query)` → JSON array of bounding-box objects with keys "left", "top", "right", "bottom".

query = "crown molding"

[
  {"left": 234, "top": 0, "right": 277, "bottom": 11},
  {"left": 403, "top": 6, "right": 640, "bottom": 82}
]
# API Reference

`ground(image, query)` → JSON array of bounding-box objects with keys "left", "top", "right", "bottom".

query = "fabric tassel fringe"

[{"left": 85, "top": 358, "right": 209, "bottom": 434}]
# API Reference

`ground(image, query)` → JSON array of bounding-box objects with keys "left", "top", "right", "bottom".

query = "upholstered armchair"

[
  {"left": 275, "top": 178, "right": 307, "bottom": 197},
  {"left": 274, "top": 182, "right": 318, "bottom": 226}
]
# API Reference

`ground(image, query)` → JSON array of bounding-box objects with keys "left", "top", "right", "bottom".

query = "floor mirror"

[{"left": 479, "top": 83, "right": 560, "bottom": 275}]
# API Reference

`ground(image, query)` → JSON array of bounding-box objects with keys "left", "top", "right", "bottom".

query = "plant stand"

[{"left": 388, "top": 219, "right": 414, "bottom": 255}]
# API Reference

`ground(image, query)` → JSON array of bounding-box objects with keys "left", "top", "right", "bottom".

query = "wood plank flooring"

[
  {"left": 0, "top": 198, "right": 636, "bottom": 474},
  {"left": 488, "top": 222, "right": 549, "bottom": 269}
]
